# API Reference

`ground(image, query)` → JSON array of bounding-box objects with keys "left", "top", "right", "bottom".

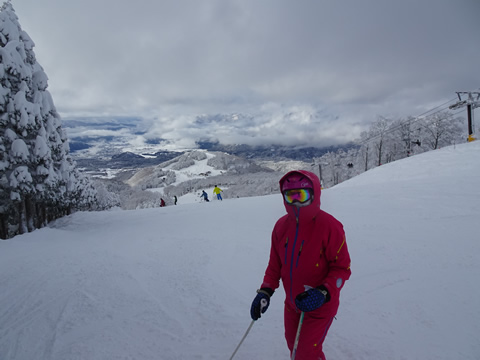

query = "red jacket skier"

[{"left": 250, "top": 170, "right": 351, "bottom": 360}]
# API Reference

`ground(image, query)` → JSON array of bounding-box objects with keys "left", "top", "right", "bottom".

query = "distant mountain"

[
  {"left": 102, "top": 150, "right": 312, "bottom": 208},
  {"left": 73, "top": 142, "right": 355, "bottom": 174},
  {"left": 195, "top": 141, "right": 357, "bottom": 161},
  {"left": 75, "top": 151, "right": 183, "bottom": 173},
  {"left": 125, "top": 150, "right": 277, "bottom": 189},
  {"left": 61, "top": 112, "right": 358, "bottom": 210},
  {"left": 64, "top": 117, "right": 356, "bottom": 170}
]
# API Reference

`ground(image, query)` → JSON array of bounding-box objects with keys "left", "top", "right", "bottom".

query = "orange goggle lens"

[{"left": 283, "top": 189, "right": 312, "bottom": 204}]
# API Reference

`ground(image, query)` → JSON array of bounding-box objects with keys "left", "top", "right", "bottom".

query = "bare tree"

[
  {"left": 418, "top": 111, "right": 463, "bottom": 150},
  {"left": 370, "top": 116, "right": 392, "bottom": 166}
]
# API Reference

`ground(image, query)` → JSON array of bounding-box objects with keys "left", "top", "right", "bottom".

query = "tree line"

[
  {"left": 0, "top": 3, "right": 97, "bottom": 239},
  {"left": 314, "top": 111, "right": 465, "bottom": 188}
]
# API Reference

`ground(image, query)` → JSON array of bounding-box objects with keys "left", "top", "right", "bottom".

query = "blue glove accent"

[
  {"left": 250, "top": 291, "right": 270, "bottom": 320},
  {"left": 295, "top": 288, "right": 326, "bottom": 312}
]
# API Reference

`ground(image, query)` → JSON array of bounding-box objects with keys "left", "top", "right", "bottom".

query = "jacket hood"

[{"left": 279, "top": 170, "right": 321, "bottom": 221}]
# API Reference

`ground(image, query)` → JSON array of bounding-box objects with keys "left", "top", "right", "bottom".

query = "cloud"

[{"left": 12, "top": 0, "right": 480, "bottom": 147}]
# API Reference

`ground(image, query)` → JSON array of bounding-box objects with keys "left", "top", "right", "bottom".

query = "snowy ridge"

[
  {"left": 163, "top": 151, "right": 224, "bottom": 186},
  {"left": 121, "top": 150, "right": 292, "bottom": 204},
  {"left": 0, "top": 142, "right": 479, "bottom": 359},
  {"left": 126, "top": 151, "right": 224, "bottom": 189}
]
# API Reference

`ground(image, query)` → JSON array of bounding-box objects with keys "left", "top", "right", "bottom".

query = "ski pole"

[
  {"left": 291, "top": 311, "right": 305, "bottom": 360},
  {"left": 292, "top": 285, "right": 312, "bottom": 360},
  {"left": 229, "top": 298, "right": 267, "bottom": 360}
]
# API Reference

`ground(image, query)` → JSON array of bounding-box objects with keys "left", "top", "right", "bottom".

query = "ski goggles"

[{"left": 283, "top": 188, "right": 313, "bottom": 204}]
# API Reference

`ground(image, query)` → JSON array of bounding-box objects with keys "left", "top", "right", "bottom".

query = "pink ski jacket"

[{"left": 261, "top": 170, "right": 351, "bottom": 316}]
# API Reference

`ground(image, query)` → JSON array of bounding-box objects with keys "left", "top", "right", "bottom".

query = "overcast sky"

[{"left": 11, "top": 0, "right": 480, "bottom": 148}]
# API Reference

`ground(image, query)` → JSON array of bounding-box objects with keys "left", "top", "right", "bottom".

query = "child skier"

[{"left": 250, "top": 170, "right": 351, "bottom": 360}]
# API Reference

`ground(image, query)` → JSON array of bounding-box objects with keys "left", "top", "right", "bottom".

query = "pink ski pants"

[{"left": 284, "top": 304, "right": 334, "bottom": 360}]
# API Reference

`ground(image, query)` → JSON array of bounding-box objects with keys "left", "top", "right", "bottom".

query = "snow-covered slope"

[
  {"left": 0, "top": 142, "right": 479, "bottom": 360},
  {"left": 124, "top": 150, "right": 286, "bottom": 202}
]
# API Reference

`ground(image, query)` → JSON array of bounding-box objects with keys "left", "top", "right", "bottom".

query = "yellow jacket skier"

[{"left": 213, "top": 185, "right": 223, "bottom": 201}]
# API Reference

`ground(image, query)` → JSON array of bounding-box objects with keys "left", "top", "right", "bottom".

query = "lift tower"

[{"left": 449, "top": 91, "right": 480, "bottom": 142}]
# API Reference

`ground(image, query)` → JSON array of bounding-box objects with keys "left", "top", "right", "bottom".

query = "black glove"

[
  {"left": 250, "top": 288, "right": 274, "bottom": 320},
  {"left": 295, "top": 286, "right": 329, "bottom": 312}
]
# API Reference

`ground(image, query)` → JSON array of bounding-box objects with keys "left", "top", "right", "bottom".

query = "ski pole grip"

[{"left": 260, "top": 298, "right": 268, "bottom": 311}]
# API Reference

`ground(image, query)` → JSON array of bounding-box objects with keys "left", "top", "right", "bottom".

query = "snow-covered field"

[{"left": 1, "top": 141, "right": 479, "bottom": 360}]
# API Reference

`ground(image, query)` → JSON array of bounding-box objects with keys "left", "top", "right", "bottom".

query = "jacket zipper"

[{"left": 288, "top": 211, "right": 300, "bottom": 305}]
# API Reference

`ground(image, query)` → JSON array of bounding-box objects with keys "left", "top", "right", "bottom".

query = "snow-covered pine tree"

[{"left": 0, "top": 2, "right": 96, "bottom": 239}]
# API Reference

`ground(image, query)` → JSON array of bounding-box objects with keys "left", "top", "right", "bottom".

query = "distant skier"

[
  {"left": 201, "top": 191, "right": 209, "bottom": 202},
  {"left": 250, "top": 170, "right": 351, "bottom": 360},
  {"left": 160, "top": 198, "right": 166, "bottom": 207},
  {"left": 174, "top": 196, "right": 178, "bottom": 205},
  {"left": 213, "top": 185, "right": 223, "bottom": 201}
]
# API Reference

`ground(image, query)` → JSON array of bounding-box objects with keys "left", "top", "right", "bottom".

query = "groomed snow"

[{"left": 1, "top": 141, "right": 479, "bottom": 360}]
